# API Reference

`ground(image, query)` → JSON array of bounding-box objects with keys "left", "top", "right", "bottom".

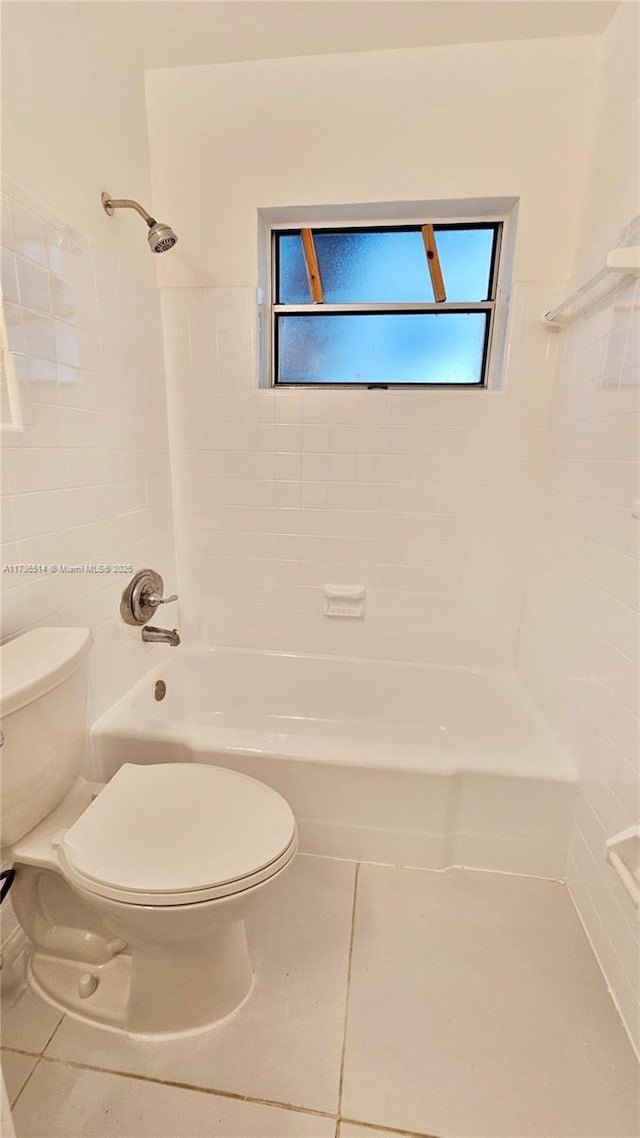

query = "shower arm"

[
  {"left": 100, "top": 191, "right": 177, "bottom": 253},
  {"left": 101, "top": 194, "right": 156, "bottom": 226}
]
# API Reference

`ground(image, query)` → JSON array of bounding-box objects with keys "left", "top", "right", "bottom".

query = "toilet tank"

[{"left": 1, "top": 627, "right": 92, "bottom": 848}]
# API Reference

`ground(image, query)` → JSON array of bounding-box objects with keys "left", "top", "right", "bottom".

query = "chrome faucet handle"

[
  {"left": 120, "top": 569, "right": 177, "bottom": 626},
  {"left": 145, "top": 592, "right": 178, "bottom": 608}
]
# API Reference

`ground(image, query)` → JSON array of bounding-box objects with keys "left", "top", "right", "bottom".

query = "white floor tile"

[
  {"left": 47, "top": 855, "right": 355, "bottom": 1113},
  {"left": 1, "top": 1051, "right": 37, "bottom": 1105},
  {"left": 11, "top": 1059, "right": 337, "bottom": 1138},
  {"left": 341, "top": 866, "right": 639, "bottom": 1138},
  {"left": 0, "top": 986, "right": 62, "bottom": 1054}
]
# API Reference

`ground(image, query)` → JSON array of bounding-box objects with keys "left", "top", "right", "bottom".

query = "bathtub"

[{"left": 92, "top": 648, "right": 577, "bottom": 878}]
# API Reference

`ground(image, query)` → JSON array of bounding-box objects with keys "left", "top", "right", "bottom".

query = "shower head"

[
  {"left": 147, "top": 221, "right": 178, "bottom": 254},
  {"left": 101, "top": 192, "right": 178, "bottom": 254}
]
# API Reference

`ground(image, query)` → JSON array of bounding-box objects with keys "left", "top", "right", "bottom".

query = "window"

[{"left": 270, "top": 222, "right": 502, "bottom": 388}]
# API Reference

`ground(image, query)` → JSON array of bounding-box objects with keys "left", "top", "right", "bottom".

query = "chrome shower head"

[
  {"left": 101, "top": 192, "right": 178, "bottom": 255},
  {"left": 147, "top": 221, "right": 178, "bottom": 254}
]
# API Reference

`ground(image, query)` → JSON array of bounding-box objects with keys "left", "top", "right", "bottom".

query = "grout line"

[
  {"left": 334, "top": 867, "right": 443, "bottom": 1138},
  {"left": 565, "top": 879, "right": 640, "bottom": 1063},
  {"left": 437, "top": 863, "right": 564, "bottom": 885},
  {"left": 1, "top": 1045, "right": 43, "bottom": 1059},
  {"left": 299, "top": 851, "right": 358, "bottom": 866},
  {"left": 32, "top": 1052, "right": 337, "bottom": 1121},
  {"left": 309, "top": 855, "right": 563, "bottom": 885},
  {"left": 339, "top": 1117, "right": 443, "bottom": 1138},
  {"left": 7, "top": 1054, "right": 42, "bottom": 1113},
  {"left": 40, "top": 1012, "right": 65, "bottom": 1055},
  {"left": 1, "top": 1050, "right": 443, "bottom": 1138},
  {"left": 337, "top": 860, "right": 360, "bottom": 1115}
]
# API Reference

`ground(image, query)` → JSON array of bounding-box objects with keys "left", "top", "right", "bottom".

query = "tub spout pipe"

[{"left": 141, "top": 626, "right": 180, "bottom": 647}]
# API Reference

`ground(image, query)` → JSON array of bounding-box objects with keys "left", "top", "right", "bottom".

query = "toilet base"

[{"left": 27, "top": 918, "right": 255, "bottom": 1040}]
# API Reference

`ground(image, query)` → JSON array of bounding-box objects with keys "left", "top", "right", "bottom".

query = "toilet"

[{"left": 0, "top": 627, "right": 297, "bottom": 1038}]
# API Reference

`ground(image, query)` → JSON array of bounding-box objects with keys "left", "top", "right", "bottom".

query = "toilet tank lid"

[{"left": 0, "top": 627, "right": 92, "bottom": 717}]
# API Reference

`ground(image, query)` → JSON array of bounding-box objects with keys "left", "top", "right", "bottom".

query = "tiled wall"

[
  {"left": 517, "top": 4, "right": 639, "bottom": 1052},
  {"left": 162, "top": 280, "right": 557, "bottom": 665},
  {"left": 0, "top": 177, "right": 177, "bottom": 721}
]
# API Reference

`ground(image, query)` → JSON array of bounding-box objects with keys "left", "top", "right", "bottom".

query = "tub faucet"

[{"left": 141, "top": 625, "right": 180, "bottom": 647}]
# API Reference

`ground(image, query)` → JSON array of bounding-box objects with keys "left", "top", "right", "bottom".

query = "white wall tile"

[
  {"left": 16, "top": 256, "right": 51, "bottom": 313},
  {"left": 6, "top": 199, "right": 46, "bottom": 265},
  {"left": 0, "top": 248, "right": 19, "bottom": 303},
  {"left": 162, "top": 273, "right": 557, "bottom": 669},
  {"left": 2, "top": 300, "right": 26, "bottom": 352}
]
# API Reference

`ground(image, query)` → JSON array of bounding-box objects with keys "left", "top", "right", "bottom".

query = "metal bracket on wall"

[{"left": 605, "top": 825, "right": 640, "bottom": 910}]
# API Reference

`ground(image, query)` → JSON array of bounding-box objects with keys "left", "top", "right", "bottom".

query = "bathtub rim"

[{"left": 90, "top": 644, "right": 577, "bottom": 785}]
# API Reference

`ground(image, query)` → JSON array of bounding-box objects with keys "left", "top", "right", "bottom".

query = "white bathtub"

[{"left": 92, "top": 648, "right": 577, "bottom": 878}]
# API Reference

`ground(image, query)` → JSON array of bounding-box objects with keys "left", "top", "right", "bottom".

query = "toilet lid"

[{"left": 59, "top": 763, "right": 297, "bottom": 906}]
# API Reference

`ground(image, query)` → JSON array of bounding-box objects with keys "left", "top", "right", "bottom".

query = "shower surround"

[{"left": 148, "top": 34, "right": 597, "bottom": 669}]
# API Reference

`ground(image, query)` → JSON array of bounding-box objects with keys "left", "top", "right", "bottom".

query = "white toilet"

[{"left": 0, "top": 627, "right": 297, "bottom": 1038}]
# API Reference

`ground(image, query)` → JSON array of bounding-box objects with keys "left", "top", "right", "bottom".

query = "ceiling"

[{"left": 14, "top": 1, "right": 619, "bottom": 71}]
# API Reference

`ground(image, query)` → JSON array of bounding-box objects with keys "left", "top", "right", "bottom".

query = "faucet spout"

[{"left": 141, "top": 625, "right": 180, "bottom": 647}]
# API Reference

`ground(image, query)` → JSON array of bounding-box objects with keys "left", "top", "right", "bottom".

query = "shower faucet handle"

[
  {"left": 120, "top": 569, "right": 178, "bottom": 626},
  {"left": 146, "top": 592, "right": 178, "bottom": 608}
]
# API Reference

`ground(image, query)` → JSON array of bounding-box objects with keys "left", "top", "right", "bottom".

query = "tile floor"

[{"left": 1, "top": 854, "right": 638, "bottom": 1138}]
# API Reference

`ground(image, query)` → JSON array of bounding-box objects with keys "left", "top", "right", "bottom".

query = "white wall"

[
  {"left": 0, "top": 2, "right": 178, "bottom": 723},
  {"left": 148, "top": 36, "right": 597, "bottom": 288},
  {"left": 148, "top": 35, "right": 598, "bottom": 666},
  {"left": 517, "top": 3, "right": 640, "bottom": 1052}
]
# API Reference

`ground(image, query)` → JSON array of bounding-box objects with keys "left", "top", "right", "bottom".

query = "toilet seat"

[{"left": 58, "top": 763, "right": 297, "bottom": 907}]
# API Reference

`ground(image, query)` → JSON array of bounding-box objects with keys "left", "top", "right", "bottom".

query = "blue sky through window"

[
  {"left": 278, "top": 312, "right": 487, "bottom": 385},
  {"left": 275, "top": 225, "right": 496, "bottom": 385}
]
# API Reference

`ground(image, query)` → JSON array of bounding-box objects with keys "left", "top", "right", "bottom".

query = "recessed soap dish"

[{"left": 324, "top": 585, "right": 366, "bottom": 619}]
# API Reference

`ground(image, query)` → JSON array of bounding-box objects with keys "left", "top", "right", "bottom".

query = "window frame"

[{"left": 269, "top": 219, "right": 503, "bottom": 390}]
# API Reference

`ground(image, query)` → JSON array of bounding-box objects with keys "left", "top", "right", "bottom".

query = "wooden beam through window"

[
  {"left": 421, "top": 224, "right": 446, "bottom": 303},
  {"left": 301, "top": 228, "right": 324, "bottom": 304}
]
